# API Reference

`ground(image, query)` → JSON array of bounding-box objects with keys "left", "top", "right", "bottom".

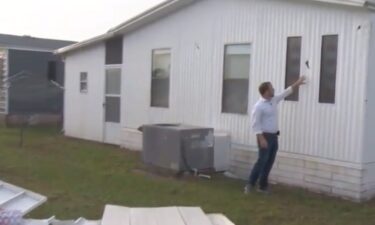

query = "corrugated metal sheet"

[{"left": 0, "top": 180, "right": 47, "bottom": 215}]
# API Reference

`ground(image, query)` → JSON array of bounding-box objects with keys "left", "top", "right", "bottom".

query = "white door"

[{"left": 104, "top": 67, "right": 121, "bottom": 145}]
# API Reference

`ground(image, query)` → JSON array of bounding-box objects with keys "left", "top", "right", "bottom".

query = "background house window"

[
  {"left": 285, "top": 37, "right": 302, "bottom": 101},
  {"left": 80, "top": 72, "right": 88, "bottom": 93},
  {"left": 47, "top": 61, "right": 57, "bottom": 81},
  {"left": 319, "top": 35, "right": 338, "bottom": 104},
  {"left": 222, "top": 44, "right": 251, "bottom": 114},
  {"left": 151, "top": 49, "right": 171, "bottom": 108}
]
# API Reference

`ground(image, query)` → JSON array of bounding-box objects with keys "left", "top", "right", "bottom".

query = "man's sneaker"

[{"left": 244, "top": 185, "right": 253, "bottom": 194}]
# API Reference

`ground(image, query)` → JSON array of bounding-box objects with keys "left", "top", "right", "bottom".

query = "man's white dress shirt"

[{"left": 251, "top": 87, "right": 293, "bottom": 135}]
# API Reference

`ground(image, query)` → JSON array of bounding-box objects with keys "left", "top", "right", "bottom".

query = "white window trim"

[
  {"left": 80, "top": 72, "right": 88, "bottom": 93},
  {"left": 220, "top": 43, "right": 252, "bottom": 115},
  {"left": 105, "top": 64, "right": 122, "bottom": 69},
  {"left": 150, "top": 48, "right": 172, "bottom": 109}
]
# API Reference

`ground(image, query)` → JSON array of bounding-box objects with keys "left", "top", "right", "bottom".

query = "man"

[{"left": 245, "top": 76, "right": 306, "bottom": 194}]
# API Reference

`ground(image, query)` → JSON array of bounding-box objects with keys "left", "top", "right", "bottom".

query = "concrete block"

[
  {"left": 304, "top": 182, "right": 332, "bottom": 194},
  {"left": 274, "top": 165, "right": 304, "bottom": 180},
  {"left": 305, "top": 175, "right": 332, "bottom": 186},
  {"left": 334, "top": 167, "right": 362, "bottom": 178},
  {"left": 304, "top": 168, "right": 332, "bottom": 179},
  {"left": 305, "top": 161, "right": 333, "bottom": 172},
  {"left": 277, "top": 156, "right": 304, "bottom": 167},
  {"left": 232, "top": 154, "right": 253, "bottom": 163},
  {"left": 121, "top": 129, "right": 143, "bottom": 151},
  {"left": 276, "top": 176, "right": 305, "bottom": 187},
  {"left": 332, "top": 174, "right": 362, "bottom": 185}
]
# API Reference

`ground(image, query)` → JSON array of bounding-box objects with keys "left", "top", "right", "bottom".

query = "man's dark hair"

[{"left": 259, "top": 82, "right": 271, "bottom": 96}]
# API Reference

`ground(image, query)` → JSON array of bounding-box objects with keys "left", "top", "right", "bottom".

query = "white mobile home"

[{"left": 58, "top": 0, "right": 375, "bottom": 201}]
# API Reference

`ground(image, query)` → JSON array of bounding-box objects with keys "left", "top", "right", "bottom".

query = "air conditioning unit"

[
  {"left": 142, "top": 124, "right": 214, "bottom": 172},
  {"left": 214, "top": 132, "right": 231, "bottom": 172}
]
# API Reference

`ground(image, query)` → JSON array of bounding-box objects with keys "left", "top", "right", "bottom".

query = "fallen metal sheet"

[
  {"left": 178, "top": 207, "right": 213, "bottom": 225},
  {"left": 24, "top": 216, "right": 55, "bottom": 225},
  {"left": 101, "top": 205, "right": 130, "bottom": 225},
  {"left": 101, "top": 205, "right": 235, "bottom": 225},
  {"left": 24, "top": 218, "right": 101, "bottom": 225},
  {"left": 207, "top": 214, "right": 235, "bottom": 225},
  {"left": 74, "top": 218, "right": 101, "bottom": 225},
  {"left": 0, "top": 180, "right": 47, "bottom": 215}
]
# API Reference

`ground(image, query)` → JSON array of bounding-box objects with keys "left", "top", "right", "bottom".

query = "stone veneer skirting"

[{"left": 229, "top": 147, "right": 375, "bottom": 202}]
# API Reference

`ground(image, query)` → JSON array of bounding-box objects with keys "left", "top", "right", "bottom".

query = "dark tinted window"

[
  {"left": 47, "top": 61, "right": 57, "bottom": 81},
  {"left": 285, "top": 37, "right": 302, "bottom": 101},
  {"left": 319, "top": 35, "right": 338, "bottom": 104},
  {"left": 105, "top": 37, "right": 123, "bottom": 65}
]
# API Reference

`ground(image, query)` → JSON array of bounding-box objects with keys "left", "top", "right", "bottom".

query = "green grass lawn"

[{"left": 0, "top": 127, "right": 375, "bottom": 225}]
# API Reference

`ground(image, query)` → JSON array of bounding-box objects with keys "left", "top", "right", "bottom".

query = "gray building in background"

[{"left": 0, "top": 34, "right": 75, "bottom": 125}]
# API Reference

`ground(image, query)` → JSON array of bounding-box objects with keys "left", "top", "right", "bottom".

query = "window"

[
  {"left": 105, "top": 37, "right": 123, "bottom": 65},
  {"left": 222, "top": 44, "right": 251, "bottom": 114},
  {"left": 47, "top": 61, "right": 57, "bottom": 81},
  {"left": 285, "top": 37, "right": 302, "bottom": 101},
  {"left": 80, "top": 72, "right": 88, "bottom": 93},
  {"left": 319, "top": 35, "right": 338, "bottom": 104},
  {"left": 151, "top": 49, "right": 171, "bottom": 108},
  {"left": 105, "top": 68, "right": 121, "bottom": 123}
]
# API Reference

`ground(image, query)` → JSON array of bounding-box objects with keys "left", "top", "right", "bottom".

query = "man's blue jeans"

[{"left": 248, "top": 133, "right": 278, "bottom": 190}]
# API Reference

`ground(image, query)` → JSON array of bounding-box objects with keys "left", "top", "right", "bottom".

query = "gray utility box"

[{"left": 142, "top": 124, "right": 214, "bottom": 172}]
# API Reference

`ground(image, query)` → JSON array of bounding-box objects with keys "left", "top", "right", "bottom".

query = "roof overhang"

[
  {"left": 312, "top": 0, "right": 375, "bottom": 8},
  {"left": 56, "top": 0, "right": 196, "bottom": 55},
  {"left": 56, "top": 0, "right": 375, "bottom": 55}
]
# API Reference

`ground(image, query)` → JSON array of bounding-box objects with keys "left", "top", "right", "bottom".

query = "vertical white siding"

[
  {"left": 64, "top": 44, "right": 105, "bottom": 142},
  {"left": 209, "top": 0, "right": 369, "bottom": 163},
  {"left": 363, "top": 15, "right": 375, "bottom": 164},
  {"left": 120, "top": 0, "right": 369, "bottom": 163}
]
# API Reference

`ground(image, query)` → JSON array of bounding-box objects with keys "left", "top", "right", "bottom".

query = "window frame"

[
  {"left": 221, "top": 43, "right": 252, "bottom": 115},
  {"left": 150, "top": 48, "right": 172, "bottom": 108},
  {"left": 284, "top": 36, "right": 302, "bottom": 102},
  {"left": 80, "top": 72, "right": 88, "bottom": 93},
  {"left": 319, "top": 34, "right": 339, "bottom": 104}
]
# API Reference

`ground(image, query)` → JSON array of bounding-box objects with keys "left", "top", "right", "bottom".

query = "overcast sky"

[{"left": 0, "top": 0, "right": 165, "bottom": 42}]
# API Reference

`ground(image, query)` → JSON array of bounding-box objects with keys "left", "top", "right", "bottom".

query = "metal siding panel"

[
  {"left": 121, "top": 0, "right": 368, "bottom": 163},
  {"left": 64, "top": 44, "right": 106, "bottom": 142},
  {"left": 363, "top": 15, "right": 375, "bottom": 163}
]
